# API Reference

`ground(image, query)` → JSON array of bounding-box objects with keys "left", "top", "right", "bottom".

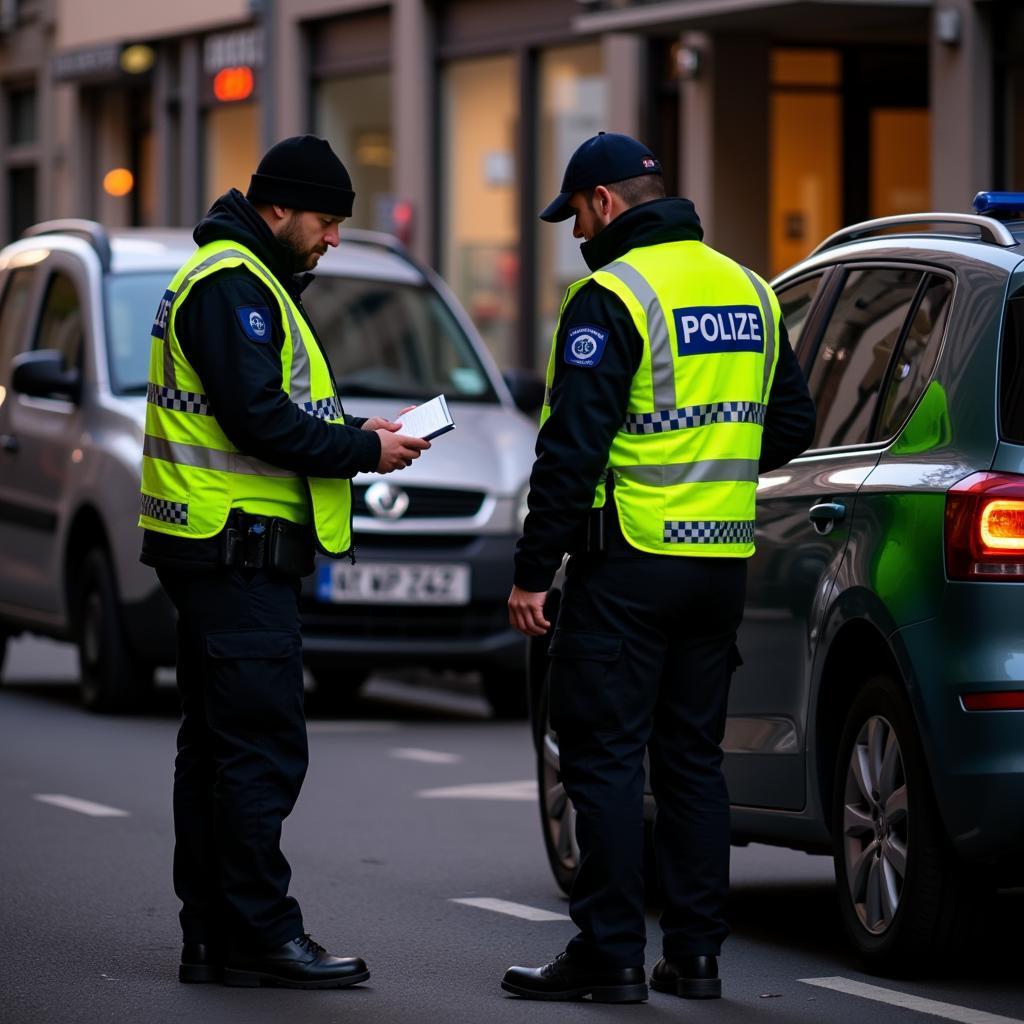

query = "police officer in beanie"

[
  {"left": 139, "top": 135, "right": 429, "bottom": 988},
  {"left": 503, "top": 133, "right": 815, "bottom": 1003}
]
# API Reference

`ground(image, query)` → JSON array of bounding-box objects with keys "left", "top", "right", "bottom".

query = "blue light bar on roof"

[{"left": 973, "top": 192, "right": 1024, "bottom": 218}]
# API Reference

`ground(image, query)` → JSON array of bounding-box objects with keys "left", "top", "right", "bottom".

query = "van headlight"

[{"left": 516, "top": 484, "right": 531, "bottom": 532}]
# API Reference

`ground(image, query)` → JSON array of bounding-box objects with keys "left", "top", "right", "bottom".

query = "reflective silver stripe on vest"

[
  {"left": 739, "top": 267, "right": 776, "bottom": 401},
  {"left": 617, "top": 459, "right": 759, "bottom": 487},
  {"left": 623, "top": 400, "right": 765, "bottom": 435},
  {"left": 140, "top": 494, "right": 188, "bottom": 525},
  {"left": 602, "top": 261, "right": 676, "bottom": 410},
  {"left": 144, "top": 434, "right": 300, "bottom": 478},
  {"left": 663, "top": 520, "right": 756, "bottom": 544},
  {"left": 147, "top": 382, "right": 211, "bottom": 415}
]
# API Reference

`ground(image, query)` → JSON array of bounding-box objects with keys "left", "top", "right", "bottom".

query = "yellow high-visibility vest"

[
  {"left": 138, "top": 239, "right": 353, "bottom": 556},
  {"left": 542, "top": 239, "right": 781, "bottom": 557}
]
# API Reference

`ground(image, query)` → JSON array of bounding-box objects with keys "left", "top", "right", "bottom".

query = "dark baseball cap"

[{"left": 539, "top": 132, "right": 662, "bottom": 223}]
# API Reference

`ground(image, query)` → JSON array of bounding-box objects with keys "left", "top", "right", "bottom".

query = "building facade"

[{"left": 0, "top": 0, "right": 1018, "bottom": 371}]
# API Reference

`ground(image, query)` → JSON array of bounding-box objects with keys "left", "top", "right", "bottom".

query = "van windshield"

[
  {"left": 106, "top": 272, "right": 499, "bottom": 404},
  {"left": 302, "top": 276, "right": 498, "bottom": 402}
]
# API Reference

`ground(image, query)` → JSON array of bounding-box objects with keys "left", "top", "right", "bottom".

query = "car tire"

[
  {"left": 831, "top": 674, "right": 978, "bottom": 973},
  {"left": 75, "top": 548, "right": 153, "bottom": 713},
  {"left": 536, "top": 667, "right": 578, "bottom": 894},
  {"left": 481, "top": 667, "right": 528, "bottom": 719}
]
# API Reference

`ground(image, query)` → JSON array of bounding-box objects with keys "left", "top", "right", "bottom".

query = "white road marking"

[
  {"left": 307, "top": 722, "right": 399, "bottom": 734},
  {"left": 800, "top": 978, "right": 1024, "bottom": 1024},
  {"left": 33, "top": 794, "right": 130, "bottom": 818},
  {"left": 390, "top": 747, "right": 463, "bottom": 765},
  {"left": 451, "top": 898, "right": 570, "bottom": 922},
  {"left": 418, "top": 780, "right": 537, "bottom": 801}
]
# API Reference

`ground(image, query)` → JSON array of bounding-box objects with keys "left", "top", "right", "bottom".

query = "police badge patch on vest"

[
  {"left": 235, "top": 306, "right": 272, "bottom": 343},
  {"left": 564, "top": 324, "right": 609, "bottom": 367},
  {"left": 673, "top": 305, "right": 764, "bottom": 356}
]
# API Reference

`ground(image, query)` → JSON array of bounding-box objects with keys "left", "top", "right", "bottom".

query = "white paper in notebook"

[{"left": 396, "top": 394, "right": 455, "bottom": 440}]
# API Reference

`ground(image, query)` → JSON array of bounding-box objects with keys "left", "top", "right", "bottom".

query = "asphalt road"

[{"left": 2, "top": 638, "right": 1023, "bottom": 1024}]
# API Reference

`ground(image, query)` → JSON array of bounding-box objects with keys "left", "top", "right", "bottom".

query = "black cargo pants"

[
  {"left": 157, "top": 566, "right": 307, "bottom": 952},
  {"left": 548, "top": 547, "right": 746, "bottom": 969}
]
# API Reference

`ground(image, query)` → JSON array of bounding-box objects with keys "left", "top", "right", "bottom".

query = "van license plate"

[{"left": 316, "top": 562, "right": 471, "bottom": 605}]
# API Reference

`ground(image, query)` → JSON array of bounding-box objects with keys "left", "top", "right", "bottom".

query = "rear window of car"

[
  {"left": 1000, "top": 293, "right": 1024, "bottom": 444},
  {"left": 303, "top": 277, "right": 498, "bottom": 403}
]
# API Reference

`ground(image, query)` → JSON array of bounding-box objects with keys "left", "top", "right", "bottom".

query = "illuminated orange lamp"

[
  {"left": 103, "top": 168, "right": 134, "bottom": 197},
  {"left": 980, "top": 499, "right": 1024, "bottom": 551},
  {"left": 213, "top": 66, "right": 255, "bottom": 103}
]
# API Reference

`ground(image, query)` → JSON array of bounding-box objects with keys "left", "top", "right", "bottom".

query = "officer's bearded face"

[
  {"left": 276, "top": 211, "right": 344, "bottom": 273},
  {"left": 568, "top": 190, "right": 612, "bottom": 243}
]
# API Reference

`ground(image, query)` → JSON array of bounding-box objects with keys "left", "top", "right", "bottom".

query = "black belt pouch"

[{"left": 269, "top": 519, "right": 316, "bottom": 577}]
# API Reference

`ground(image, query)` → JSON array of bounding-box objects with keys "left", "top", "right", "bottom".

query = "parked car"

[
  {"left": 528, "top": 193, "right": 1024, "bottom": 972},
  {"left": 0, "top": 219, "right": 540, "bottom": 716}
]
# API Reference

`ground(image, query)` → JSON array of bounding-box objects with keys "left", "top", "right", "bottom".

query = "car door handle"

[
  {"left": 808, "top": 501, "right": 846, "bottom": 535},
  {"left": 0, "top": 433, "right": 17, "bottom": 454}
]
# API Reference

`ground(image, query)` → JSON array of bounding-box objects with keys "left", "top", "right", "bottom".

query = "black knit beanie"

[{"left": 246, "top": 135, "right": 355, "bottom": 217}]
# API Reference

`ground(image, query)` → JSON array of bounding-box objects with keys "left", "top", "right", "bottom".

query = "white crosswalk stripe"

[
  {"left": 418, "top": 780, "right": 537, "bottom": 801},
  {"left": 451, "top": 898, "right": 570, "bottom": 922},
  {"left": 33, "top": 794, "right": 130, "bottom": 818},
  {"left": 800, "top": 978, "right": 1024, "bottom": 1024}
]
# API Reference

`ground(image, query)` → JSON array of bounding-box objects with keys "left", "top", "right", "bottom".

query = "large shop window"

[
  {"left": 535, "top": 43, "right": 607, "bottom": 367},
  {"left": 204, "top": 103, "right": 261, "bottom": 208},
  {"left": 770, "top": 50, "right": 842, "bottom": 276},
  {"left": 316, "top": 73, "right": 392, "bottom": 233},
  {"left": 441, "top": 55, "right": 518, "bottom": 369}
]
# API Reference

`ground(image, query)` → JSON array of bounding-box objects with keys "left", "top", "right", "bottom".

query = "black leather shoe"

[
  {"left": 223, "top": 934, "right": 370, "bottom": 989},
  {"left": 650, "top": 955, "right": 721, "bottom": 999},
  {"left": 179, "top": 942, "right": 223, "bottom": 984},
  {"left": 502, "top": 952, "right": 648, "bottom": 1003}
]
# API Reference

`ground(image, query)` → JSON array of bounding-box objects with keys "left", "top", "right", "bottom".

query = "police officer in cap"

[
  {"left": 503, "top": 133, "right": 815, "bottom": 1002},
  {"left": 139, "top": 135, "right": 429, "bottom": 988}
]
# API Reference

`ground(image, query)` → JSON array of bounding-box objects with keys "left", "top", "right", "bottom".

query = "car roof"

[
  {"left": 107, "top": 227, "right": 425, "bottom": 285},
  {"left": 1, "top": 221, "right": 426, "bottom": 286},
  {"left": 773, "top": 219, "right": 1024, "bottom": 289}
]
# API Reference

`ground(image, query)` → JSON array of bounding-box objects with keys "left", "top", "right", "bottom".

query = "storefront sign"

[
  {"left": 203, "top": 27, "right": 264, "bottom": 75},
  {"left": 52, "top": 44, "right": 121, "bottom": 81}
]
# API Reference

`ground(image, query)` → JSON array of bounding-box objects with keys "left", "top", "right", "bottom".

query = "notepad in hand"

[{"left": 396, "top": 394, "right": 455, "bottom": 440}]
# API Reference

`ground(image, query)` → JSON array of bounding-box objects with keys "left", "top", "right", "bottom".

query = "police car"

[
  {"left": 529, "top": 193, "right": 1024, "bottom": 971},
  {"left": 0, "top": 220, "right": 539, "bottom": 716}
]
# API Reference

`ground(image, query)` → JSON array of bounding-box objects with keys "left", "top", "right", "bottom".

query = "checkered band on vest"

[
  {"left": 623, "top": 401, "right": 766, "bottom": 435},
  {"left": 300, "top": 396, "right": 340, "bottom": 420},
  {"left": 663, "top": 520, "right": 756, "bottom": 544},
  {"left": 140, "top": 494, "right": 189, "bottom": 525},
  {"left": 147, "top": 383, "right": 211, "bottom": 416}
]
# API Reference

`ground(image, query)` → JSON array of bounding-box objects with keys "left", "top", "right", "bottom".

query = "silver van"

[{"left": 0, "top": 220, "right": 539, "bottom": 715}]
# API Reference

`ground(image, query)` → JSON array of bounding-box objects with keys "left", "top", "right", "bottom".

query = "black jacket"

[
  {"left": 513, "top": 197, "right": 816, "bottom": 592},
  {"left": 141, "top": 189, "right": 380, "bottom": 568}
]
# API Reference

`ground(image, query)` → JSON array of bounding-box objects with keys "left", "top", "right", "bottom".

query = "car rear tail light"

[
  {"left": 961, "top": 691, "right": 1024, "bottom": 711},
  {"left": 945, "top": 472, "right": 1024, "bottom": 580}
]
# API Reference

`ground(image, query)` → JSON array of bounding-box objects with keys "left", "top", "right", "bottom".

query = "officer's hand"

[
  {"left": 508, "top": 585, "right": 551, "bottom": 637},
  {"left": 376, "top": 429, "right": 430, "bottom": 473},
  {"left": 363, "top": 406, "right": 416, "bottom": 433}
]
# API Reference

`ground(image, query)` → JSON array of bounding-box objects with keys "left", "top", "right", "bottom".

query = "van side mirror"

[
  {"left": 11, "top": 349, "right": 82, "bottom": 403},
  {"left": 502, "top": 368, "right": 546, "bottom": 416}
]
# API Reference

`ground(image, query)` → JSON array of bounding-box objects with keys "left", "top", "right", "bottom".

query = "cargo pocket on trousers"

[
  {"left": 204, "top": 629, "right": 303, "bottom": 728},
  {"left": 547, "top": 628, "right": 626, "bottom": 736}
]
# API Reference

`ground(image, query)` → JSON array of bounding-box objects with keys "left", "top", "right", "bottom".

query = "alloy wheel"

[
  {"left": 541, "top": 732, "right": 578, "bottom": 875},
  {"left": 841, "top": 714, "right": 909, "bottom": 935}
]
